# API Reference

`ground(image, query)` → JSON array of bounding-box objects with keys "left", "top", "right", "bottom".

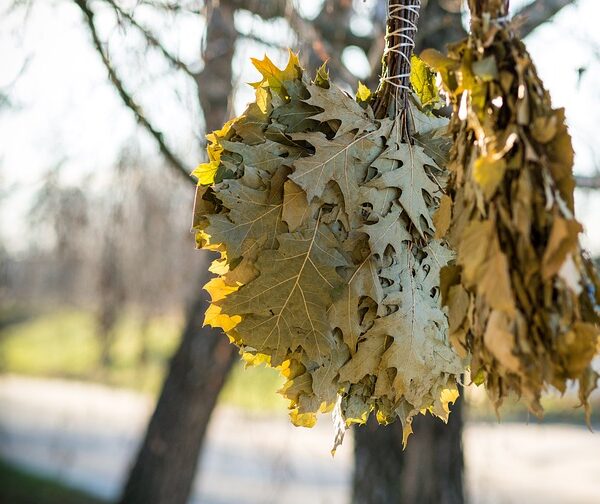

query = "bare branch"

[
  {"left": 515, "top": 0, "right": 577, "bottom": 38},
  {"left": 576, "top": 175, "right": 600, "bottom": 190},
  {"left": 416, "top": 0, "right": 578, "bottom": 52},
  {"left": 228, "top": 0, "right": 288, "bottom": 21},
  {"left": 135, "top": 0, "right": 201, "bottom": 15},
  {"left": 240, "top": 33, "right": 288, "bottom": 50},
  {"left": 73, "top": 0, "right": 193, "bottom": 185},
  {"left": 102, "top": 0, "right": 198, "bottom": 78}
]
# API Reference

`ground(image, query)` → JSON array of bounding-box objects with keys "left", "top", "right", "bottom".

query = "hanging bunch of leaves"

[
  {"left": 192, "top": 0, "right": 464, "bottom": 445},
  {"left": 422, "top": 0, "right": 600, "bottom": 418}
]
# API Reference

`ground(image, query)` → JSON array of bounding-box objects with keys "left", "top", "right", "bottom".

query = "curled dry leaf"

[{"left": 422, "top": 0, "right": 600, "bottom": 420}]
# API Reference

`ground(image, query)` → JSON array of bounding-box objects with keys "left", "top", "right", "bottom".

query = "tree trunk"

[
  {"left": 119, "top": 281, "right": 237, "bottom": 504},
  {"left": 119, "top": 3, "right": 238, "bottom": 503},
  {"left": 352, "top": 397, "right": 464, "bottom": 504}
]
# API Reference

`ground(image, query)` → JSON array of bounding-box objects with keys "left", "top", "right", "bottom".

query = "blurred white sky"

[{"left": 1, "top": 0, "right": 599, "bottom": 255}]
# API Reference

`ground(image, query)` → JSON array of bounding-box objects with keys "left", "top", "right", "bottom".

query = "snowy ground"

[{"left": 0, "top": 375, "right": 599, "bottom": 504}]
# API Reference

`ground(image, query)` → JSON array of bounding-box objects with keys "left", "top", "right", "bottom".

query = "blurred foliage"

[
  {"left": 0, "top": 458, "right": 105, "bottom": 504},
  {"left": 0, "top": 309, "right": 286, "bottom": 412},
  {"left": 220, "top": 361, "right": 286, "bottom": 413},
  {"left": 464, "top": 384, "right": 600, "bottom": 425},
  {"left": 0, "top": 310, "right": 180, "bottom": 393}
]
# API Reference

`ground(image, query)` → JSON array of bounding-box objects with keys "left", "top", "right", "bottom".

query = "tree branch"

[
  {"left": 73, "top": 0, "right": 193, "bottom": 185},
  {"left": 102, "top": 0, "right": 199, "bottom": 78},
  {"left": 575, "top": 175, "right": 600, "bottom": 190},
  {"left": 240, "top": 33, "right": 288, "bottom": 50},
  {"left": 228, "top": 0, "right": 288, "bottom": 21},
  {"left": 515, "top": 0, "right": 577, "bottom": 38},
  {"left": 136, "top": 0, "right": 201, "bottom": 15}
]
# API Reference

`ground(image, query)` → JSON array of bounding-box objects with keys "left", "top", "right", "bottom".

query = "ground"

[{"left": 1, "top": 375, "right": 600, "bottom": 504}]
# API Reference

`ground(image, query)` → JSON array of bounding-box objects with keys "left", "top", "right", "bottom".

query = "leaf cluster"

[
  {"left": 192, "top": 52, "right": 464, "bottom": 446},
  {"left": 422, "top": 6, "right": 600, "bottom": 420}
]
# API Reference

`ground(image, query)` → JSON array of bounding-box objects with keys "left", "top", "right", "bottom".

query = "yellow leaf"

[
  {"left": 420, "top": 48, "right": 456, "bottom": 74},
  {"left": 439, "top": 386, "right": 460, "bottom": 417},
  {"left": 356, "top": 81, "right": 372, "bottom": 103},
  {"left": 278, "top": 358, "right": 303, "bottom": 380},
  {"left": 206, "top": 118, "right": 236, "bottom": 158},
  {"left": 420, "top": 48, "right": 457, "bottom": 91},
  {"left": 402, "top": 420, "right": 414, "bottom": 448},
  {"left": 204, "top": 304, "right": 241, "bottom": 333},
  {"left": 472, "top": 155, "right": 507, "bottom": 200},
  {"left": 251, "top": 50, "right": 301, "bottom": 95},
  {"left": 255, "top": 86, "right": 270, "bottom": 114},
  {"left": 344, "top": 407, "right": 371, "bottom": 426},
  {"left": 290, "top": 409, "right": 317, "bottom": 428},
  {"left": 191, "top": 160, "right": 219, "bottom": 186},
  {"left": 242, "top": 352, "right": 271, "bottom": 367},
  {"left": 204, "top": 277, "right": 240, "bottom": 303},
  {"left": 410, "top": 54, "right": 438, "bottom": 107},
  {"left": 314, "top": 62, "right": 330, "bottom": 89},
  {"left": 203, "top": 277, "right": 242, "bottom": 331}
]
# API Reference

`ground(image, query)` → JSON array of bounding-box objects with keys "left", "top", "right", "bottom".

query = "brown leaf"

[
  {"left": 433, "top": 194, "right": 453, "bottom": 239},
  {"left": 484, "top": 311, "right": 521, "bottom": 374},
  {"left": 542, "top": 216, "right": 582, "bottom": 279}
]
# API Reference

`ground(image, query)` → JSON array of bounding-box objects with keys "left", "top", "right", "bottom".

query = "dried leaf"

[{"left": 429, "top": 1, "right": 600, "bottom": 417}]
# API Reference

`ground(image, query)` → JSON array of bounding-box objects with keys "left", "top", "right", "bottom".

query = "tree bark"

[
  {"left": 119, "top": 282, "right": 237, "bottom": 504},
  {"left": 118, "top": 4, "right": 238, "bottom": 504},
  {"left": 352, "top": 398, "right": 464, "bottom": 504}
]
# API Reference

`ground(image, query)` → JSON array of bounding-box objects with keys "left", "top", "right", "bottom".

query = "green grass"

[
  {"left": 0, "top": 308, "right": 289, "bottom": 412},
  {"left": 220, "top": 360, "right": 287, "bottom": 412},
  {"left": 0, "top": 310, "right": 181, "bottom": 393},
  {"left": 0, "top": 458, "right": 105, "bottom": 504}
]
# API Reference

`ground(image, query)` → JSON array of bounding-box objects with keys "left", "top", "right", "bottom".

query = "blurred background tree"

[{"left": 1, "top": 1, "right": 599, "bottom": 504}]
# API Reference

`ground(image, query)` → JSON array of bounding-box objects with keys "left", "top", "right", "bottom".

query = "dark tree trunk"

[
  {"left": 119, "top": 282, "right": 237, "bottom": 504},
  {"left": 353, "top": 397, "right": 464, "bottom": 504},
  {"left": 118, "top": 4, "right": 238, "bottom": 504}
]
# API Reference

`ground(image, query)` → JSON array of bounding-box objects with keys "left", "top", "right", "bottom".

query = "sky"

[{"left": 1, "top": 0, "right": 600, "bottom": 255}]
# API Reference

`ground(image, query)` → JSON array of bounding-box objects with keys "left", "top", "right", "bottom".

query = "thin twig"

[
  {"left": 575, "top": 175, "right": 600, "bottom": 190},
  {"left": 102, "top": 0, "right": 198, "bottom": 78},
  {"left": 73, "top": 0, "right": 193, "bottom": 185},
  {"left": 516, "top": 0, "right": 576, "bottom": 38}
]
